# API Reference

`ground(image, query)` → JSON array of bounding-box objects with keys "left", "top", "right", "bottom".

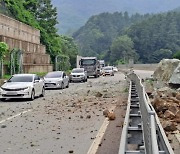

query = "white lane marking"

[
  {"left": 87, "top": 106, "right": 116, "bottom": 154},
  {"left": 0, "top": 109, "right": 32, "bottom": 124}
]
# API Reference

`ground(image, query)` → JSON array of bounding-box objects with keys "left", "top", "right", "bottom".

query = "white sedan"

[
  {"left": 0, "top": 74, "right": 45, "bottom": 101},
  {"left": 44, "top": 71, "right": 69, "bottom": 89},
  {"left": 70, "top": 68, "right": 87, "bottom": 82}
]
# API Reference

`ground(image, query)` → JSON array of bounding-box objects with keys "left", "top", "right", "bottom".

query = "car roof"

[
  {"left": 73, "top": 68, "right": 84, "bottom": 70},
  {"left": 47, "top": 71, "right": 63, "bottom": 74},
  {"left": 81, "top": 57, "right": 97, "bottom": 59},
  {"left": 13, "top": 74, "right": 35, "bottom": 76}
]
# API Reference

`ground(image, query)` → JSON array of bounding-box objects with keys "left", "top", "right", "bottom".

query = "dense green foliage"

[
  {"left": 173, "top": 51, "right": 180, "bottom": 59},
  {"left": 73, "top": 10, "right": 180, "bottom": 64},
  {"left": 0, "top": 42, "right": 9, "bottom": 60},
  {"left": 110, "top": 35, "right": 138, "bottom": 65},
  {"left": 0, "top": 42, "right": 9, "bottom": 78},
  {"left": 126, "top": 11, "right": 180, "bottom": 63},
  {"left": 0, "top": 0, "right": 78, "bottom": 70},
  {"left": 52, "top": 0, "right": 180, "bottom": 34},
  {"left": 73, "top": 12, "right": 150, "bottom": 63}
]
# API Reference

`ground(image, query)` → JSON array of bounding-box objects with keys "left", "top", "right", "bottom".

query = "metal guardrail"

[{"left": 119, "top": 72, "right": 174, "bottom": 154}]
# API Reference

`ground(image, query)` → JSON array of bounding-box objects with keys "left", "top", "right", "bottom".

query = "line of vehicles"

[{"left": 0, "top": 57, "right": 118, "bottom": 101}]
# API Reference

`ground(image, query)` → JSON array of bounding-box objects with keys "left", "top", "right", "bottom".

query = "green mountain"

[
  {"left": 52, "top": 0, "right": 180, "bottom": 34},
  {"left": 73, "top": 10, "right": 180, "bottom": 64}
]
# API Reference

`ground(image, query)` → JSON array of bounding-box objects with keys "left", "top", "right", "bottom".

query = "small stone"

[
  {"left": 1, "top": 124, "right": 6, "bottom": 128},
  {"left": 69, "top": 150, "right": 74, "bottom": 153},
  {"left": 107, "top": 112, "right": 116, "bottom": 120},
  {"left": 103, "top": 109, "right": 110, "bottom": 117},
  {"left": 95, "top": 92, "right": 103, "bottom": 97},
  {"left": 86, "top": 115, "right": 91, "bottom": 119}
]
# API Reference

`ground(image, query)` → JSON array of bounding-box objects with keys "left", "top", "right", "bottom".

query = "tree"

[
  {"left": 150, "top": 49, "right": 172, "bottom": 63},
  {"left": 173, "top": 51, "right": 180, "bottom": 59},
  {"left": 3, "top": 0, "right": 79, "bottom": 70},
  {"left": 110, "top": 35, "right": 138, "bottom": 64},
  {"left": 0, "top": 42, "right": 8, "bottom": 78}
]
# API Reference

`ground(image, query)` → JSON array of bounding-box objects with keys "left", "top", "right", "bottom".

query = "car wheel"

[
  {"left": 61, "top": 82, "right": 64, "bottom": 89},
  {"left": 0, "top": 98, "right": 6, "bottom": 102},
  {"left": 66, "top": 82, "right": 69, "bottom": 88},
  {"left": 30, "top": 89, "right": 35, "bottom": 101},
  {"left": 85, "top": 78, "right": 88, "bottom": 82},
  {"left": 40, "top": 87, "right": 45, "bottom": 97}
]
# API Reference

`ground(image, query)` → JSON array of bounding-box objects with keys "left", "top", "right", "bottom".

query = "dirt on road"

[{"left": 0, "top": 72, "right": 127, "bottom": 154}]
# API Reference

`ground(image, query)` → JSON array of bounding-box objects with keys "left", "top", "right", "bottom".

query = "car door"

[
  {"left": 34, "top": 75, "right": 41, "bottom": 95},
  {"left": 63, "top": 72, "right": 68, "bottom": 86}
]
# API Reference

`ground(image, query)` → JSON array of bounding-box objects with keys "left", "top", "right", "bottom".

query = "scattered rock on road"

[{"left": 107, "top": 112, "right": 116, "bottom": 120}]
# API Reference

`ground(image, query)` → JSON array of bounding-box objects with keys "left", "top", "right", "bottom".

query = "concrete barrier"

[{"left": 118, "top": 64, "right": 158, "bottom": 71}]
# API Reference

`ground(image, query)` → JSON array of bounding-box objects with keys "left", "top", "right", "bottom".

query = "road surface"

[{"left": 0, "top": 72, "right": 127, "bottom": 154}]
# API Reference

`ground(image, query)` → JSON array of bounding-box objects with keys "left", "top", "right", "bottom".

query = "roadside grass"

[
  {"left": 145, "top": 79, "right": 154, "bottom": 86},
  {"left": 3, "top": 74, "right": 11, "bottom": 79},
  {"left": 123, "top": 87, "right": 129, "bottom": 93}
]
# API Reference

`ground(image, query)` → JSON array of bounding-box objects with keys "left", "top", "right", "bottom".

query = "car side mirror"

[
  {"left": 3, "top": 80, "right": 7, "bottom": 83},
  {"left": 34, "top": 80, "right": 39, "bottom": 83}
]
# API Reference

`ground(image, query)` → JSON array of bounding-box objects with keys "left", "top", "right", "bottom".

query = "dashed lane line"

[{"left": 0, "top": 109, "right": 32, "bottom": 124}]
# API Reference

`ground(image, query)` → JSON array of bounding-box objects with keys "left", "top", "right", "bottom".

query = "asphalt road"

[
  {"left": 0, "top": 72, "right": 127, "bottom": 154},
  {"left": 0, "top": 70, "right": 155, "bottom": 154}
]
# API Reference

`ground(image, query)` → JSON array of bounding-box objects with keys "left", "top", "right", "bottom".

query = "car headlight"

[
  {"left": 20, "top": 87, "right": 29, "bottom": 91},
  {"left": 57, "top": 80, "right": 62, "bottom": 83},
  {"left": 0, "top": 87, "right": 3, "bottom": 92}
]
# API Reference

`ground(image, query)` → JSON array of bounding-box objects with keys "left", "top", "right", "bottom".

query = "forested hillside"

[
  {"left": 73, "top": 12, "right": 150, "bottom": 63},
  {"left": 126, "top": 11, "right": 180, "bottom": 63},
  {"left": 0, "top": 0, "right": 78, "bottom": 69},
  {"left": 52, "top": 0, "right": 180, "bottom": 34},
  {"left": 73, "top": 10, "right": 180, "bottom": 64}
]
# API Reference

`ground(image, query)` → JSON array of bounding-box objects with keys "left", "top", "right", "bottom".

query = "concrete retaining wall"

[
  {"left": 0, "top": 13, "right": 40, "bottom": 44},
  {"left": 0, "top": 13, "right": 53, "bottom": 74},
  {"left": 0, "top": 35, "right": 45, "bottom": 54},
  {"left": 23, "top": 64, "right": 53, "bottom": 73}
]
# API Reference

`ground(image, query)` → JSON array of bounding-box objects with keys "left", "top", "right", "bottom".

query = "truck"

[
  {"left": 99, "top": 60, "right": 105, "bottom": 68},
  {"left": 79, "top": 57, "right": 100, "bottom": 78}
]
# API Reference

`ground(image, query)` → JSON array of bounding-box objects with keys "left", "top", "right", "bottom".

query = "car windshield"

[
  {"left": 45, "top": 72, "right": 62, "bottom": 78},
  {"left": 8, "top": 76, "right": 33, "bottom": 82},
  {"left": 72, "top": 69, "right": 84, "bottom": 73},
  {"left": 81, "top": 59, "right": 96, "bottom": 65},
  {"left": 104, "top": 67, "right": 112, "bottom": 70}
]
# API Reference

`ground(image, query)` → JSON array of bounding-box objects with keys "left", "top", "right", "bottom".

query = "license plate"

[
  {"left": 6, "top": 92, "right": 17, "bottom": 95},
  {"left": 46, "top": 83, "right": 54, "bottom": 87}
]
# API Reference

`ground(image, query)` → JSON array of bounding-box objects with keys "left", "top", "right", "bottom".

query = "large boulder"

[
  {"left": 162, "top": 121, "right": 177, "bottom": 132},
  {"left": 169, "top": 63, "right": 180, "bottom": 85},
  {"left": 153, "top": 59, "right": 180, "bottom": 82}
]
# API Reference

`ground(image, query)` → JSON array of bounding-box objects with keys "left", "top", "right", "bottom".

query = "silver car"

[
  {"left": 0, "top": 74, "right": 45, "bottom": 101},
  {"left": 70, "top": 68, "right": 87, "bottom": 82},
  {"left": 102, "top": 66, "right": 114, "bottom": 76},
  {"left": 44, "top": 71, "right": 69, "bottom": 89}
]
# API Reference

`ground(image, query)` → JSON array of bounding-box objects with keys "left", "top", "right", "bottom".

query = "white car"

[
  {"left": 102, "top": 66, "right": 114, "bottom": 76},
  {"left": 0, "top": 74, "right": 45, "bottom": 101},
  {"left": 70, "top": 68, "right": 87, "bottom": 82},
  {"left": 113, "top": 66, "right": 118, "bottom": 72},
  {"left": 44, "top": 71, "right": 69, "bottom": 89}
]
